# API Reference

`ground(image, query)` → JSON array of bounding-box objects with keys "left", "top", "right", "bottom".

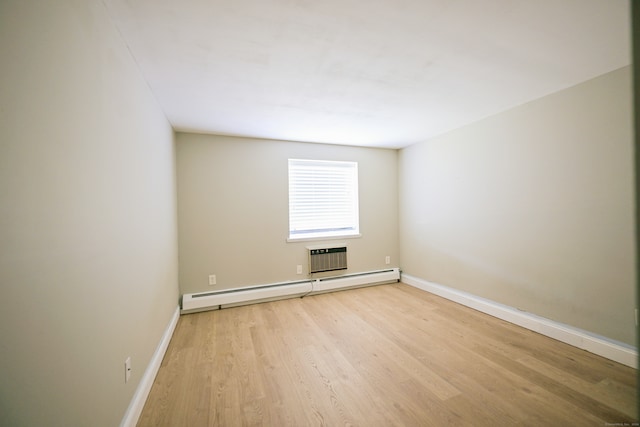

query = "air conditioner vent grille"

[{"left": 309, "top": 246, "right": 347, "bottom": 273}]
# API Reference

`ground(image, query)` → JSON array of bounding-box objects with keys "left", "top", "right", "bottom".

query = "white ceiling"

[{"left": 103, "top": 0, "right": 630, "bottom": 149}]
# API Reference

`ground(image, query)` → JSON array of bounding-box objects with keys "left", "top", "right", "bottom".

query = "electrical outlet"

[
  {"left": 385, "top": 256, "right": 391, "bottom": 265},
  {"left": 296, "top": 265, "right": 302, "bottom": 275},
  {"left": 125, "top": 357, "right": 132, "bottom": 383},
  {"left": 209, "top": 274, "right": 216, "bottom": 286}
]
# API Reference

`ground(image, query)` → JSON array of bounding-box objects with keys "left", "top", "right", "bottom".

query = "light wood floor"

[{"left": 138, "top": 283, "right": 638, "bottom": 426}]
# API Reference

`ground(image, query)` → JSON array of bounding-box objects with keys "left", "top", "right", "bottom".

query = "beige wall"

[
  {"left": 399, "top": 66, "right": 636, "bottom": 346},
  {"left": 176, "top": 133, "right": 399, "bottom": 294},
  {"left": 0, "top": 1, "right": 179, "bottom": 426}
]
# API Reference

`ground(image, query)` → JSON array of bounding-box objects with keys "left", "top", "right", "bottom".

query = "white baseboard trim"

[
  {"left": 120, "top": 306, "right": 180, "bottom": 427},
  {"left": 182, "top": 268, "right": 400, "bottom": 313},
  {"left": 401, "top": 274, "right": 638, "bottom": 369}
]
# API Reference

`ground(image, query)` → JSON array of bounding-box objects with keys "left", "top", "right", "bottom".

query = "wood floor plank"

[
  {"left": 517, "top": 354, "right": 637, "bottom": 419},
  {"left": 332, "top": 288, "right": 463, "bottom": 401},
  {"left": 472, "top": 344, "right": 635, "bottom": 423},
  {"left": 138, "top": 283, "right": 637, "bottom": 426}
]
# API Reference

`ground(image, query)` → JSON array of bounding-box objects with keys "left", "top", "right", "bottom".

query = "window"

[{"left": 288, "top": 159, "right": 360, "bottom": 241}]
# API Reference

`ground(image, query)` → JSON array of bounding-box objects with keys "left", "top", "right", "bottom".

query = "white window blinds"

[{"left": 288, "top": 159, "right": 360, "bottom": 240}]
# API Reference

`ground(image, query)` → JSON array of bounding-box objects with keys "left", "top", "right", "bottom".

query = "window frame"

[{"left": 287, "top": 158, "right": 361, "bottom": 242}]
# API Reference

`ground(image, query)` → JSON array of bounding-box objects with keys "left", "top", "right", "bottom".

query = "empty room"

[{"left": 0, "top": 0, "right": 637, "bottom": 426}]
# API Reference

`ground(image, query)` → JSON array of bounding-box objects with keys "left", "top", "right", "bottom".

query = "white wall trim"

[
  {"left": 401, "top": 274, "right": 638, "bottom": 369},
  {"left": 182, "top": 268, "right": 400, "bottom": 313},
  {"left": 120, "top": 306, "right": 180, "bottom": 427}
]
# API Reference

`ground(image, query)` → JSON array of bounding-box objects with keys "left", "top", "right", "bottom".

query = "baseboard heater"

[{"left": 181, "top": 268, "right": 400, "bottom": 313}]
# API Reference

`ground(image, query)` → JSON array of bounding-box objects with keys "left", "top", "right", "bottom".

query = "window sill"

[{"left": 286, "top": 233, "right": 362, "bottom": 243}]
